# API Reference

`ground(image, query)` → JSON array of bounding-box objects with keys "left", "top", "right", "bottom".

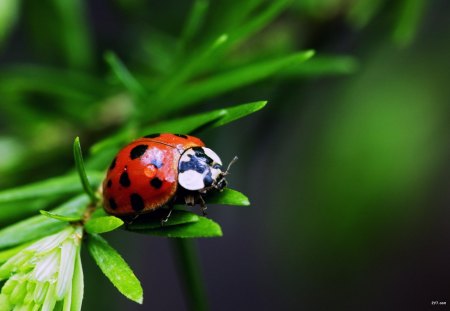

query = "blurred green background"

[{"left": 1, "top": 0, "right": 449, "bottom": 310}]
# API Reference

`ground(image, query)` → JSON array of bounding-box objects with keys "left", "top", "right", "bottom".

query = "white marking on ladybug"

[
  {"left": 178, "top": 147, "right": 224, "bottom": 191},
  {"left": 203, "top": 148, "right": 222, "bottom": 166},
  {"left": 178, "top": 170, "right": 206, "bottom": 190}
]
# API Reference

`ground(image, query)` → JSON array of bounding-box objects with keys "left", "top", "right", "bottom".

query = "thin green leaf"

[
  {"left": 70, "top": 249, "right": 84, "bottom": 311},
  {"left": 0, "top": 195, "right": 63, "bottom": 225},
  {"left": 209, "top": 100, "right": 267, "bottom": 129},
  {"left": 126, "top": 210, "right": 199, "bottom": 231},
  {"left": 179, "top": 0, "right": 209, "bottom": 50},
  {"left": 139, "top": 216, "right": 222, "bottom": 238},
  {"left": 280, "top": 55, "right": 359, "bottom": 77},
  {"left": 0, "top": 171, "right": 103, "bottom": 204},
  {"left": 206, "top": 188, "right": 250, "bottom": 206},
  {"left": 392, "top": 0, "right": 426, "bottom": 46},
  {"left": 171, "top": 239, "right": 208, "bottom": 311},
  {"left": 87, "top": 234, "right": 143, "bottom": 304},
  {"left": 206, "top": 0, "right": 260, "bottom": 37},
  {"left": 0, "top": 0, "right": 19, "bottom": 46},
  {"left": 157, "top": 34, "right": 228, "bottom": 99},
  {"left": 141, "top": 109, "right": 226, "bottom": 136},
  {"left": 142, "top": 100, "right": 266, "bottom": 135},
  {"left": 105, "top": 51, "right": 147, "bottom": 100},
  {"left": 90, "top": 100, "right": 266, "bottom": 156},
  {"left": 0, "top": 195, "right": 89, "bottom": 249},
  {"left": 51, "top": 0, "right": 93, "bottom": 69},
  {"left": 73, "top": 137, "right": 98, "bottom": 203},
  {"left": 163, "top": 50, "right": 314, "bottom": 112},
  {"left": 140, "top": 29, "right": 179, "bottom": 75},
  {"left": 347, "top": 0, "right": 385, "bottom": 28},
  {"left": 89, "top": 126, "right": 136, "bottom": 155},
  {"left": 0, "top": 65, "right": 107, "bottom": 102},
  {"left": 0, "top": 242, "right": 31, "bottom": 264},
  {"left": 90, "top": 208, "right": 108, "bottom": 219},
  {"left": 85, "top": 216, "right": 124, "bottom": 234},
  {"left": 225, "top": 0, "right": 291, "bottom": 49},
  {"left": 40, "top": 210, "right": 82, "bottom": 222}
]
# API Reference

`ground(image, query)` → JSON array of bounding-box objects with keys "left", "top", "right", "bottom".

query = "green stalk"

[{"left": 171, "top": 239, "right": 208, "bottom": 311}]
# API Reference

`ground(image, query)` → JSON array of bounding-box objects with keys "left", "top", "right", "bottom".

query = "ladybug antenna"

[{"left": 223, "top": 156, "right": 238, "bottom": 175}]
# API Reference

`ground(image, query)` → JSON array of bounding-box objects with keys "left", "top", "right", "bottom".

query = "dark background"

[{"left": 1, "top": 0, "right": 449, "bottom": 310}]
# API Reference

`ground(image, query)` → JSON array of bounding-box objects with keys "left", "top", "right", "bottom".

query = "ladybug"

[{"left": 102, "top": 133, "right": 237, "bottom": 221}]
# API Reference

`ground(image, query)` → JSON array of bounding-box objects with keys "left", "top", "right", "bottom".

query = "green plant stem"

[
  {"left": 73, "top": 137, "right": 97, "bottom": 204},
  {"left": 171, "top": 239, "right": 208, "bottom": 311}
]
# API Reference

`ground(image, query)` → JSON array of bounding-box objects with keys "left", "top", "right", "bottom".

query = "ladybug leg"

[
  {"left": 124, "top": 214, "right": 140, "bottom": 229},
  {"left": 197, "top": 194, "right": 207, "bottom": 216},
  {"left": 161, "top": 200, "right": 175, "bottom": 226},
  {"left": 160, "top": 208, "right": 173, "bottom": 226},
  {"left": 184, "top": 194, "right": 195, "bottom": 207}
]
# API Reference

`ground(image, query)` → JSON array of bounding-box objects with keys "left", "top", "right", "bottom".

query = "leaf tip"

[
  {"left": 257, "top": 100, "right": 268, "bottom": 109},
  {"left": 302, "top": 49, "right": 315, "bottom": 60},
  {"left": 133, "top": 293, "right": 144, "bottom": 304},
  {"left": 104, "top": 50, "right": 115, "bottom": 62},
  {"left": 217, "top": 34, "right": 228, "bottom": 44},
  {"left": 241, "top": 198, "right": 251, "bottom": 206}
]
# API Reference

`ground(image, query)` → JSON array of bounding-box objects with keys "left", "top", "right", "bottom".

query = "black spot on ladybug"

[
  {"left": 150, "top": 159, "right": 163, "bottom": 168},
  {"left": 130, "top": 144, "right": 148, "bottom": 160},
  {"left": 109, "top": 198, "right": 118, "bottom": 210},
  {"left": 144, "top": 133, "right": 160, "bottom": 138},
  {"left": 175, "top": 134, "right": 188, "bottom": 139},
  {"left": 119, "top": 171, "right": 131, "bottom": 187},
  {"left": 191, "top": 147, "right": 213, "bottom": 164},
  {"left": 107, "top": 179, "right": 112, "bottom": 188},
  {"left": 109, "top": 157, "right": 117, "bottom": 170},
  {"left": 130, "top": 193, "right": 145, "bottom": 211},
  {"left": 150, "top": 177, "right": 163, "bottom": 189},
  {"left": 192, "top": 146, "right": 203, "bottom": 152}
]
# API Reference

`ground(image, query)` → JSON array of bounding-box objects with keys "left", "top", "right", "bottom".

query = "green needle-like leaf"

[
  {"left": 90, "top": 100, "right": 267, "bottom": 156},
  {"left": 0, "top": 0, "right": 19, "bottom": 45},
  {"left": 0, "top": 65, "right": 108, "bottom": 102},
  {"left": 157, "top": 34, "right": 228, "bottom": 99},
  {"left": 85, "top": 216, "right": 124, "bottom": 234},
  {"left": 139, "top": 216, "right": 222, "bottom": 238},
  {"left": 71, "top": 248, "right": 84, "bottom": 311},
  {"left": 87, "top": 234, "right": 143, "bottom": 304},
  {"left": 0, "top": 195, "right": 64, "bottom": 225},
  {"left": 0, "top": 195, "right": 89, "bottom": 249},
  {"left": 126, "top": 210, "right": 199, "bottom": 231},
  {"left": 347, "top": 0, "right": 385, "bottom": 28},
  {"left": 392, "top": 0, "right": 426, "bottom": 46},
  {"left": 74, "top": 137, "right": 98, "bottom": 203},
  {"left": 226, "top": 0, "right": 290, "bottom": 49},
  {"left": 0, "top": 243, "right": 30, "bottom": 264},
  {"left": 52, "top": 0, "right": 93, "bottom": 70},
  {"left": 206, "top": 188, "right": 250, "bottom": 206},
  {"left": 90, "top": 208, "right": 108, "bottom": 219},
  {"left": 105, "top": 51, "right": 147, "bottom": 100},
  {"left": 209, "top": 101, "right": 267, "bottom": 129},
  {"left": 0, "top": 171, "right": 103, "bottom": 204},
  {"left": 40, "top": 210, "right": 83, "bottom": 222},
  {"left": 143, "top": 100, "right": 267, "bottom": 135},
  {"left": 179, "top": 0, "right": 209, "bottom": 50},
  {"left": 163, "top": 50, "right": 314, "bottom": 112},
  {"left": 280, "top": 55, "right": 359, "bottom": 77}
]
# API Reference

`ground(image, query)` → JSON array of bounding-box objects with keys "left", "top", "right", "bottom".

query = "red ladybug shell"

[{"left": 102, "top": 133, "right": 205, "bottom": 216}]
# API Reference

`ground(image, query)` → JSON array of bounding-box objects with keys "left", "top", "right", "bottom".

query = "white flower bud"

[{"left": 0, "top": 225, "right": 83, "bottom": 311}]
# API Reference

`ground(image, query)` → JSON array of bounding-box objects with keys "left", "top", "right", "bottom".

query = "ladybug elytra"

[{"left": 102, "top": 133, "right": 236, "bottom": 219}]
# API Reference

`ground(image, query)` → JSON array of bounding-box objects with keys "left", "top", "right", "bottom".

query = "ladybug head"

[{"left": 178, "top": 147, "right": 237, "bottom": 193}]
